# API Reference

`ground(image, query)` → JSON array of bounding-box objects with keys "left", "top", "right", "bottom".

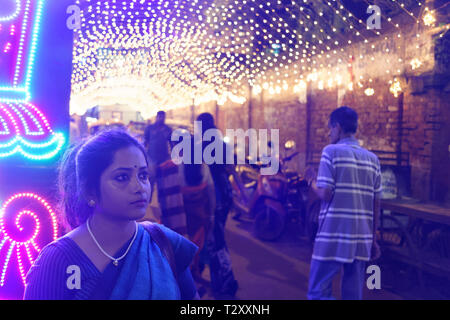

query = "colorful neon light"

[
  {"left": 0, "top": 0, "right": 22, "bottom": 22},
  {"left": 0, "top": 193, "right": 58, "bottom": 287},
  {"left": 3, "top": 42, "right": 12, "bottom": 53},
  {"left": 0, "top": 0, "right": 65, "bottom": 160},
  {"left": 0, "top": 0, "right": 43, "bottom": 102},
  {"left": 0, "top": 103, "right": 65, "bottom": 160}
]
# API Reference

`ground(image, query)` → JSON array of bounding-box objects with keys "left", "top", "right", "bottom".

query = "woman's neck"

[{"left": 88, "top": 214, "right": 137, "bottom": 250}]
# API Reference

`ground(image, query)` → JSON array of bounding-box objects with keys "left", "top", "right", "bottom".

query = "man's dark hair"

[
  {"left": 157, "top": 111, "right": 166, "bottom": 116},
  {"left": 329, "top": 106, "right": 358, "bottom": 134}
]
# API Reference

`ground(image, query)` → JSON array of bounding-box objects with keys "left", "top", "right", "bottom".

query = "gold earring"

[{"left": 88, "top": 200, "right": 96, "bottom": 207}]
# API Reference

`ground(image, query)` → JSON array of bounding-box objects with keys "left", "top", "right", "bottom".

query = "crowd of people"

[
  {"left": 23, "top": 106, "right": 382, "bottom": 301},
  {"left": 143, "top": 111, "right": 239, "bottom": 299}
]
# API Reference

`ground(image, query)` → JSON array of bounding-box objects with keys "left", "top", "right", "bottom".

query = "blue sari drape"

[
  {"left": 24, "top": 223, "right": 197, "bottom": 300},
  {"left": 73, "top": 223, "right": 197, "bottom": 300},
  {"left": 109, "top": 224, "right": 180, "bottom": 300}
]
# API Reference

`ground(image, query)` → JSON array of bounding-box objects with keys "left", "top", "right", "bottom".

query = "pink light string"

[{"left": 0, "top": 193, "right": 58, "bottom": 287}]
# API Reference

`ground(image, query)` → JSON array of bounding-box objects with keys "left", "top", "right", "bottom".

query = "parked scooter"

[{"left": 230, "top": 140, "right": 310, "bottom": 241}]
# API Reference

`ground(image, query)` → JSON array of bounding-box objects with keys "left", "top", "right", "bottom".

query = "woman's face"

[{"left": 96, "top": 146, "right": 151, "bottom": 221}]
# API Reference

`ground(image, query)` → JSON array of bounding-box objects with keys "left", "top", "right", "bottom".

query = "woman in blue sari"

[{"left": 24, "top": 129, "right": 199, "bottom": 300}]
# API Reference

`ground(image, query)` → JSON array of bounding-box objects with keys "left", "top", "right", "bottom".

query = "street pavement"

[{"left": 199, "top": 213, "right": 403, "bottom": 300}]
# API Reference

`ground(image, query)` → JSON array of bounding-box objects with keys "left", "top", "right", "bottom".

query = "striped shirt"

[{"left": 312, "top": 137, "right": 382, "bottom": 263}]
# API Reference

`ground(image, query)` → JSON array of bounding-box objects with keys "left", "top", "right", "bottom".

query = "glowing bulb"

[
  {"left": 390, "top": 78, "right": 402, "bottom": 98},
  {"left": 318, "top": 80, "right": 324, "bottom": 90},
  {"left": 423, "top": 11, "right": 436, "bottom": 26},
  {"left": 364, "top": 88, "right": 375, "bottom": 96},
  {"left": 410, "top": 58, "right": 422, "bottom": 70}
]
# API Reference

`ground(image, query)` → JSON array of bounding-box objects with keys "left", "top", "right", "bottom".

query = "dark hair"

[
  {"left": 184, "top": 136, "right": 203, "bottom": 186},
  {"left": 329, "top": 106, "right": 358, "bottom": 134},
  {"left": 58, "top": 129, "right": 148, "bottom": 230},
  {"left": 157, "top": 111, "right": 166, "bottom": 116}
]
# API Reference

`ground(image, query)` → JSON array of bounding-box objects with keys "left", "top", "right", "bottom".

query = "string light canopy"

[{"left": 70, "top": 0, "right": 444, "bottom": 116}]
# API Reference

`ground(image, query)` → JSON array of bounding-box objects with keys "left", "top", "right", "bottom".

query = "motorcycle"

[{"left": 230, "top": 140, "right": 313, "bottom": 241}]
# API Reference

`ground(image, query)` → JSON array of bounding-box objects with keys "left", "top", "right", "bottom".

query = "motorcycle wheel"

[{"left": 253, "top": 205, "right": 286, "bottom": 241}]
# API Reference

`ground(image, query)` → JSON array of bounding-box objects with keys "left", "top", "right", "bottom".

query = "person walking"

[
  {"left": 178, "top": 137, "right": 216, "bottom": 284},
  {"left": 305, "top": 106, "right": 382, "bottom": 300},
  {"left": 144, "top": 111, "right": 173, "bottom": 168},
  {"left": 196, "top": 113, "right": 238, "bottom": 298},
  {"left": 144, "top": 111, "right": 187, "bottom": 236}
]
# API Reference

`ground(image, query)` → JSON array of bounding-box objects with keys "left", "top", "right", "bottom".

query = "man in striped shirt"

[{"left": 305, "top": 106, "right": 382, "bottom": 300}]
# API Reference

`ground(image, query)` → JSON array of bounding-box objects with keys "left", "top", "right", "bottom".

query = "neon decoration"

[
  {"left": 0, "top": 0, "right": 65, "bottom": 160},
  {"left": 0, "top": 102, "right": 65, "bottom": 160},
  {"left": 0, "top": 0, "right": 43, "bottom": 101},
  {"left": 0, "top": 193, "right": 58, "bottom": 287},
  {"left": 0, "top": 0, "right": 22, "bottom": 22},
  {"left": 3, "top": 42, "right": 12, "bottom": 53}
]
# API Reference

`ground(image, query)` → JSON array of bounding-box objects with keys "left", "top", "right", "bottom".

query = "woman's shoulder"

[
  {"left": 154, "top": 224, "right": 197, "bottom": 252},
  {"left": 37, "top": 236, "right": 75, "bottom": 260},
  {"left": 148, "top": 223, "right": 198, "bottom": 270},
  {"left": 31, "top": 226, "right": 95, "bottom": 271},
  {"left": 23, "top": 237, "right": 78, "bottom": 299},
  {"left": 28, "top": 236, "right": 82, "bottom": 275}
]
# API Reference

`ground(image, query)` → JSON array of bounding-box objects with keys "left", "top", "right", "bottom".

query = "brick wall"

[{"left": 166, "top": 26, "right": 450, "bottom": 204}]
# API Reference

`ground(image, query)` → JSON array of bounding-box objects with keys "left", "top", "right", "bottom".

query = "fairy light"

[
  {"left": 307, "top": 72, "right": 318, "bottom": 82},
  {"left": 327, "top": 78, "right": 333, "bottom": 88},
  {"left": 0, "top": 0, "right": 44, "bottom": 103},
  {"left": 0, "top": 103, "right": 66, "bottom": 160},
  {"left": 0, "top": 114, "right": 10, "bottom": 135},
  {"left": 410, "top": 58, "right": 422, "bottom": 70},
  {"left": 71, "top": 1, "right": 366, "bottom": 113},
  {"left": 301, "top": 0, "right": 384, "bottom": 86},
  {"left": 7, "top": 104, "right": 45, "bottom": 136},
  {"left": 252, "top": 85, "right": 262, "bottom": 95},
  {"left": 390, "top": 78, "right": 402, "bottom": 97},
  {"left": 69, "top": 0, "right": 426, "bottom": 107},
  {"left": 0, "top": 0, "right": 22, "bottom": 22},
  {"left": 0, "top": 244, "right": 14, "bottom": 287},
  {"left": 318, "top": 80, "right": 324, "bottom": 90},
  {"left": 364, "top": 87, "right": 375, "bottom": 96},
  {"left": 16, "top": 246, "right": 26, "bottom": 286},
  {"left": 0, "top": 134, "right": 66, "bottom": 160},
  {"left": 3, "top": 42, "right": 12, "bottom": 53},
  {"left": 293, "top": 79, "right": 307, "bottom": 93},
  {"left": 23, "top": 0, "right": 44, "bottom": 92},
  {"left": 423, "top": 8, "right": 436, "bottom": 26},
  {"left": 0, "top": 193, "right": 58, "bottom": 287},
  {"left": 391, "top": 0, "right": 422, "bottom": 22},
  {"left": 0, "top": 0, "right": 65, "bottom": 161},
  {"left": 13, "top": 0, "right": 30, "bottom": 90}
]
